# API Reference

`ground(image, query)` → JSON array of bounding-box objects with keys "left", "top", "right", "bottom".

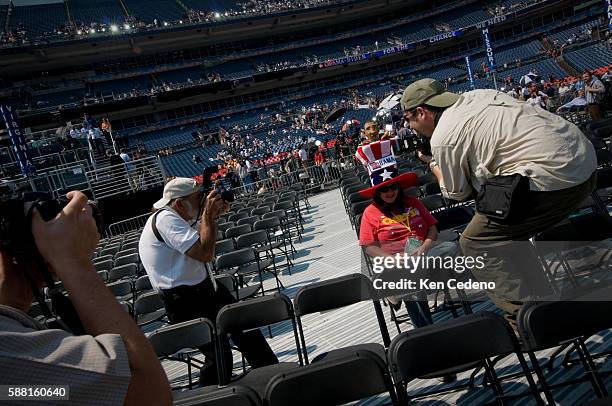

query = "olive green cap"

[{"left": 400, "top": 78, "right": 460, "bottom": 111}]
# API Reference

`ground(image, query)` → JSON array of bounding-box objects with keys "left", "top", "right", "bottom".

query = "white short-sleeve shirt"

[{"left": 139, "top": 208, "right": 209, "bottom": 291}]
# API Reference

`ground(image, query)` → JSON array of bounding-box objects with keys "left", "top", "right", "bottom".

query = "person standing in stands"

[
  {"left": 101, "top": 117, "right": 113, "bottom": 146},
  {"left": 139, "top": 178, "right": 278, "bottom": 385},
  {"left": 0, "top": 191, "right": 172, "bottom": 405},
  {"left": 583, "top": 70, "right": 606, "bottom": 121},
  {"left": 120, "top": 149, "right": 137, "bottom": 191},
  {"left": 401, "top": 78, "right": 597, "bottom": 327}
]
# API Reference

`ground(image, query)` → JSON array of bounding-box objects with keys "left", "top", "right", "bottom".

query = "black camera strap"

[{"left": 151, "top": 209, "right": 167, "bottom": 244}]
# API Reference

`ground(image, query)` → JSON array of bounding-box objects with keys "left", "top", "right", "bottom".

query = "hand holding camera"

[
  {"left": 201, "top": 189, "right": 230, "bottom": 221},
  {"left": 31, "top": 191, "right": 100, "bottom": 273}
]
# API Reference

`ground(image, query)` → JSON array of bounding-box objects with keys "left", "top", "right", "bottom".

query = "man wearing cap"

[
  {"left": 139, "top": 178, "right": 278, "bottom": 385},
  {"left": 400, "top": 78, "right": 597, "bottom": 325}
]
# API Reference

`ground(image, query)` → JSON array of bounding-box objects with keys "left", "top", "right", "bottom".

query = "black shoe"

[{"left": 198, "top": 361, "right": 219, "bottom": 387}]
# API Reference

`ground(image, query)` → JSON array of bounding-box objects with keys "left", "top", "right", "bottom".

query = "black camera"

[
  {"left": 0, "top": 192, "right": 102, "bottom": 335},
  {"left": 217, "top": 187, "right": 235, "bottom": 203}
]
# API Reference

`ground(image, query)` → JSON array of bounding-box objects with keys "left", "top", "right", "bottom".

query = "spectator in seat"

[
  {"left": 557, "top": 89, "right": 587, "bottom": 112},
  {"left": 0, "top": 191, "right": 171, "bottom": 405},
  {"left": 139, "top": 178, "right": 278, "bottom": 385},
  {"left": 583, "top": 70, "right": 606, "bottom": 121},
  {"left": 358, "top": 160, "right": 438, "bottom": 329},
  {"left": 402, "top": 78, "right": 596, "bottom": 328}
]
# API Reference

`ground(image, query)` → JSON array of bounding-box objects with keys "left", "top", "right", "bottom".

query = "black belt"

[{"left": 159, "top": 277, "right": 212, "bottom": 298}]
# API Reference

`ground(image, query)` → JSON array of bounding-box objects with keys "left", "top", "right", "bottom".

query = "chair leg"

[
  {"left": 394, "top": 382, "right": 410, "bottom": 405},
  {"left": 483, "top": 358, "right": 506, "bottom": 404},
  {"left": 515, "top": 351, "right": 546, "bottom": 406},
  {"left": 573, "top": 339, "right": 609, "bottom": 398},
  {"left": 528, "top": 351, "right": 556, "bottom": 406}
]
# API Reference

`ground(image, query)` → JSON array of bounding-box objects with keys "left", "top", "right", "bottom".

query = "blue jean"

[{"left": 404, "top": 292, "right": 433, "bottom": 328}]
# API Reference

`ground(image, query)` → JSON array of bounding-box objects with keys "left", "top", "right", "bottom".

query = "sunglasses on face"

[{"left": 378, "top": 183, "right": 399, "bottom": 193}]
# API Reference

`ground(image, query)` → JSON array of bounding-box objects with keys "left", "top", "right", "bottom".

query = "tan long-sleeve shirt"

[{"left": 430, "top": 90, "right": 597, "bottom": 201}]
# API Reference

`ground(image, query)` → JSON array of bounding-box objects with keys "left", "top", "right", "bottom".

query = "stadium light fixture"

[
  {"left": 110, "top": 24, "right": 118, "bottom": 32},
  {"left": 124, "top": 23, "right": 131, "bottom": 30},
  {"left": 163, "top": 21, "right": 169, "bottom": 26},
  {"left": 214, "top": 12, "right": 221, "bottom": 18},
  {"left": 179, "top": 20, "right": 183, "bottom": 24},
  {"left": 101, "top": 28, "right": 106, "bottom": 32},
  {"left": 77, "top": 30, "right": 83, "bottom": 35},
  {"left": 90, "top": 29, "right": 96, "bottom": 34}
]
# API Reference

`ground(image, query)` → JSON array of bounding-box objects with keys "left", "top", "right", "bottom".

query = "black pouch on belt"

[{"left": 476, "top": 174, "right": 530, "bottom": 223}]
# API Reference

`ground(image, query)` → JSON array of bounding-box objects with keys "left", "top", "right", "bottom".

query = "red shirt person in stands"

[{"left": 356, "top": 140, "right": 438, "bottom": 328}]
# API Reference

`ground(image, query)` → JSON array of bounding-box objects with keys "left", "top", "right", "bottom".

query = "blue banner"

[
  {"left": 481, "top": 28, "right": 496, "bottom": 72},
  {"left": 0, "top": 105, "right": 36, "bottom": 176},
  {"left": 607, "top": 0, "right": 612, "bottom": 30},
  {"left": 465, "top": 56, "right": 475, "bottom": 90},
  {"left": 428, "top": 30, "right": 464, "bottom": 44}
]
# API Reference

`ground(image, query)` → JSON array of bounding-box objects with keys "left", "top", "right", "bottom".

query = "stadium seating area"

[
  {"left": 123, "top": 0, "right": 189, "bottom": 22},
  {"left": 69, "top": 0, "right": 127, "bottom": 25},
  {"left": 9, "top": 2, "right": 68, "bottom": 37},
  {"left": 565, "top": 43, "right": 612, "bottom": 73}
]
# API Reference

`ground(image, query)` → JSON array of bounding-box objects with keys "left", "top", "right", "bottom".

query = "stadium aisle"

[{"left": 164, "top": 189, "right": 612, "bottom": 405}]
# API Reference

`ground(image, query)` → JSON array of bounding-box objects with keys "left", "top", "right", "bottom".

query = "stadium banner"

[
  {"left": 428, "top": 30, "right": 464, "bottom": 44},
  {"left": 607, "top": 0, "right": 612, "bottom": 30},
  {"left": 319, "top": 53, "right": 371, "bottom": 68},
  {"left": 373, "top": 43, "right": 417, "bottom": 57},
  {"left": 0, "top": 105, "right": 36, "bottom": 176},
  {"left": 465, "top": 56, "right": 476, "bottom": 90},
  {"left": 481, "top": 28, "right": 496, "bottom": 72}
]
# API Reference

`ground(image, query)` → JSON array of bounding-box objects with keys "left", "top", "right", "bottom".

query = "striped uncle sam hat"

[{"left": 354, "top": 140, "right": 417, "bottom": 199}]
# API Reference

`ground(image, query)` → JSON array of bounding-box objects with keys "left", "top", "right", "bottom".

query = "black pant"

[{"left": 159, "top": 278, "right": 278, "bottom": 385}]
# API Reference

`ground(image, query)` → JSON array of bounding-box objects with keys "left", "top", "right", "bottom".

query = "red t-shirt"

[{"left": 359, "top": 197, "right": 438, "bottom": 255}]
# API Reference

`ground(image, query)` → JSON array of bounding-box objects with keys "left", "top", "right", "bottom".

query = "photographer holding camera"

[
  {"left": 0, "top": 191, "right": 172, "bottom": 405},
  {"left": 401, "top": 79, "right": 597, "bottom": 327},
  {"left": 138, "top": 178, "right": 278, "bottom": 386}
]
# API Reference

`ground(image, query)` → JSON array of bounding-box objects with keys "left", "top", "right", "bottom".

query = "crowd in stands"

[{"left": 0, "top": 0, "right": 350, "bottom": 46}]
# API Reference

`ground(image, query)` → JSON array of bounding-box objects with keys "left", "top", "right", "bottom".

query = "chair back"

[
  {"left": 387, "top": 312, "right": 516, "bottom": 384},
  {"left": 135, "top": 275, "right": 152, "bottom": 293},
  {"left": 94, "top": 259, "right": 114, "bottom": 272},
  {"left": 251, "top": 206, "right": 271, "bottom": 216},
  {"left": 420, "top": 195, "right": 445, "bottom": 212},
  {"left": 228, "top": 212, "right": 249, "bottom": 222},
  {"left": 236, "top": 230, "right": 268, "bottom": 249},
  {"left": 294, "top": 274, "right": 374, "bottom": 316},
  {"left": 237, "top": 216, "right": 260, "bottom": 227},
  {"left": 215, "top": 238, "right": 236, "bottom": 256},
  {"left": 264, "top": 349, "right": 393, "bottom": 406},
  {"left": 518, "top": 285, "right": 612, "bottom": 351},
  {"left": 149, "top": 318, "right": 214, "bottom": 358},
  {"left": 432, "top": 206, "right": 474, "bottom": 231},
  {"left": 107, "top": 280, "right": 133, "bottom": 297},
  {"left": 225, "top": 224, "right": 252, "bottom": 239},
  {"left": 218, "top": 221, "right": 236, "bottom": 234},
  {"left": 253, "top": 217, "right": 281, "bottom": 232},
  {"left": 216, "top": 248, "right": 257, "bottom": 269},
  {"left": 114, "top": 253, "right": 140, "bottom": 267},
  {"left": 134, "top": 291, "right": 165, "bottom": 316},
  {"left": 216, "top": 293, "right": 295, "bottom": 335},
  {"left": 109, "top": 263, "right": 138, "bottom": 282}
]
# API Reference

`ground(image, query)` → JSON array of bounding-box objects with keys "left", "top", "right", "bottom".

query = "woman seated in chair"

[{"left": 359, "top": 170, "right": 438, "bottom": 328}]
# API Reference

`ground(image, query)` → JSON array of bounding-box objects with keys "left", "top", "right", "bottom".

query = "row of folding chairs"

[{"left": 157, "top": 274, "right": 612, "bottom": 405}]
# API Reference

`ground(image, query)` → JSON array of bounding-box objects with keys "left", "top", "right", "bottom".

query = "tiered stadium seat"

[
  {"left": 69, "top": 0, "right": 126, "bottom": 25},
  {"left": 9, "top": 2, "right": 68, "bottom": 37},
  {"left": 565, "top": 43, "right": 612, "bottom": 72},
  {"left": 123, "top": 0, "right": 185, "bottom": 23}
]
